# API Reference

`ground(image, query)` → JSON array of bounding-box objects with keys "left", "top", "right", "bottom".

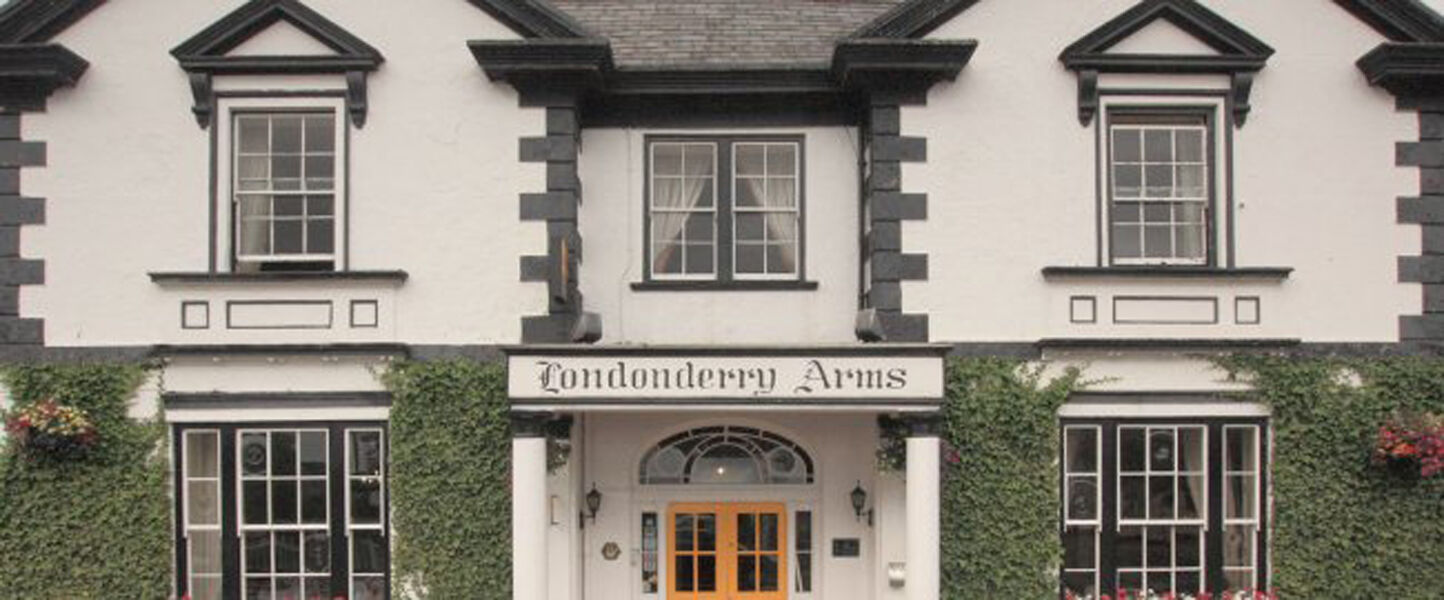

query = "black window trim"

[
  {"left": 639, "top": 133, "right": 812, "bottom": 288},
  {"left": 1102, "top": 104, "right": 1221, "bottom": 269},
  {"left": 172, "top": 420, "right": 390, "bottom": 600},
  {"left": 1058, "top": 416, "right": 1270, "bottom": 597}
]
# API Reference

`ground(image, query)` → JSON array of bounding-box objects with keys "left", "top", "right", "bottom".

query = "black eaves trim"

[
  {"left": 1334, "top": 0, "right": 1444, "bottom": 43},
  {"left": 148, "top": 270, "right": 409, "bottom": 285},
  {"left": 0, "top": 0, "right": 104, "bottom": 44},
  {"left": 463, "top": 0, "right": 592, "bottom": 39},
  {"left": 164, "top": 391, "right": 392, "bottom": 409},
  {"left": 630, "top": 280, "right": 820, "bottom": 292},
  {"left": 1041, "top": 266, "right": 1293, "bottom": 280},
  {"left": 833, "top": 39, "right": 978, "bottom": 91},
  {"left": 1357, "top": 42, "right": 1444, "bottom": 97},
  {"left": 0, "top": 44, "right": 89, "bottom": 110},
  {"left": 850, "top": 0, "right": 982, "bottom": 39}
]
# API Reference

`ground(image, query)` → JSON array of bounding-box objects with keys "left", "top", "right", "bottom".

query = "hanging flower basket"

[
  {"left": 4, "top": 398, "right": 99, "bottom": 460},
  {"left": 1372, "top": 412, "right": 1444, "bottom": 479}
]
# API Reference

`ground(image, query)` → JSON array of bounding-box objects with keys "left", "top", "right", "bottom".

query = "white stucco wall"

[
  {"left": 578, "top": 127, "right": 860, "bottom": 345},
  {"left": 24, "top": 0, "right": 544, "bottom": 347},
  {"left": 914, "top": 0, "right": 1417, "bottom": 344}
]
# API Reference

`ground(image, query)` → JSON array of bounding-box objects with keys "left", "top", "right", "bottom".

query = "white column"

[
  {"left": 906, "top": 429, "right": 941, "bottom": 600},
  {"left": 513, "top": 418, "right": 549, "bottom": 600}
]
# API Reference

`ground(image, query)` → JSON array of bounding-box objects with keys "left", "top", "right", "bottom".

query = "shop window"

[
  {"left": 176, "top": 423, "right": 388, "bottom": 600},
  {"left": 1061, "top": 419, "right": 1267, "bottom": 597}
]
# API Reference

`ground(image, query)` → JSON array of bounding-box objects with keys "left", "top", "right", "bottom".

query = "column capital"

[
  {"left": 510, "top": 412, "right": 553, "bottom": 438},
  {"left": 899, "top": 412, "right": 944, "bottom": 437}
]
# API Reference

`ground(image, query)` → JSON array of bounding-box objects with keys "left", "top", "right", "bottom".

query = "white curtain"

[
  {"left": 652, "top": 176, "right": 708, "bottom": 272},
  {"left": 1180, "top": 427, "right": 1207, "bottom": 521}
]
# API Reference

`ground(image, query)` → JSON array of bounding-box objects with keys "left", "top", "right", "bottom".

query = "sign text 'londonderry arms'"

[{"left": 507, "top": 355, "right": 944, "bottom": 401}]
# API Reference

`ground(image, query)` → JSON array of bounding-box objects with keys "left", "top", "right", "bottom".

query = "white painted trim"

[
  {"left": 1059, "top": 402, "right": 1269, "bottom": 418},
  {"left": 167, "top": 406, "right": 390, "bottom": 422}
]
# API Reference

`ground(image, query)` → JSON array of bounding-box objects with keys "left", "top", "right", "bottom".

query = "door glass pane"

[
  {"left": 759, "top": 513, "right": 779, "bottom": 551},
  {"left": 738, "top": 554, "right": 757, "bottom": 591},
  {"left": 676, "top": 515, "right": 694, "bottom": 552},
  {"left": 738, "top": 513, "right": 756, "bottom": 551},
  {"left": 641, "top": 512, "right": 659, "bottom": 593},
  {"left": 760, "top": 554, "right": 780, "bottom": 591},
  {"left": 697, "top": 514, "right": 716, "bottom": 551},
  {"left": 697, "top": 555, "right": 717, "bottom": 592}
]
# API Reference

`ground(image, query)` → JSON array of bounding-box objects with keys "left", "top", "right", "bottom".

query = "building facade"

[{"left": 0, "top": 0, "right": 1442, "bottom": 599}]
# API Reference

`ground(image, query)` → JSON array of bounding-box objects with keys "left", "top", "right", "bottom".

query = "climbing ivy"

[
  {"left": 0, "top": 362, "right": 170, "bottom": 599},
  {"left": 384, "top": 360, "right": 512, "bottom": 599},
  {"left": 940, "top": 357, "right": 1082, "bottom": 598},
  {"left": 1217, "top": 355, "right": 1444, "bottom": 599}
]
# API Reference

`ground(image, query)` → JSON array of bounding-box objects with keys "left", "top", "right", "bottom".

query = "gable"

[
  {"left": 224, "top": 18, "right": 340, "bottom": 57},
  {"left": 171, "top": 0, "right": 382, "bottom": 64},
  {"left": 1103, "top": 16, "right": 1223, "bottom": 56},
  {"left": 1060, "top": 0, "right": 1273, "bottom": 63}
]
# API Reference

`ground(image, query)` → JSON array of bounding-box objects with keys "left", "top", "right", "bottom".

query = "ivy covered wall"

[
  {"left": 0, "top": 363, "right": 171, "bottom": 598},
  {"left": 1219, "top": 356, "right": 1444, "bottom": 599},
  {"left": 384, "top": 360, "right": 512, "bottom": 599},
  {"left": 940, "top": 358, "right": 1081, "bottom": 598}
]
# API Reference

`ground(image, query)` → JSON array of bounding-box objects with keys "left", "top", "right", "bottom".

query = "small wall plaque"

[
  {"left": 832, "top": 538, "right": 860, "bottom": 557},
  {"left": 602, "top": 542, "right": 621, "bottom": 561}
]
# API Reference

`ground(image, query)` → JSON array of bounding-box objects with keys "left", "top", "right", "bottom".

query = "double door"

[{"left": 667, "top": 502, "right": 787, "bottom": 600}]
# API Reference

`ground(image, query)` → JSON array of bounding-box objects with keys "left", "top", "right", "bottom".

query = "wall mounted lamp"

[{"left": 850, "top": 481, "right": 874, "bottom": 527}]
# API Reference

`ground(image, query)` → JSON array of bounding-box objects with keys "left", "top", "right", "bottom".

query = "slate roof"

[{"left": 547, "top": 0, "right": 906, "bottom": 68}]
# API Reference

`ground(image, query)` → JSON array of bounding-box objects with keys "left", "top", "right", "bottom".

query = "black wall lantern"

[
  {"left": 584, "top": 483, "right": 603, "bottom": 524},
  {"left": 850, "top": 481, "right": 873, "bottom": 527}
]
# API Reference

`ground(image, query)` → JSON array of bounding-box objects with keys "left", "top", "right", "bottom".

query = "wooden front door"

[{"left": 668, "top": 503, "right": 787, "bottom": 600}]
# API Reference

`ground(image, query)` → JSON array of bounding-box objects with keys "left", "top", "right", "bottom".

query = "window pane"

[
  {"left": 1227, "top": 427, "right": 1257, "bottom": 472},
  {"left": 739, "top": 554, "right": 757, "bottom": 591},
  {"left": 305, "top": 578, "right": 331, "bottom": 600},
  {"left": 271, "top": 155, "right": 302, "bottom": 182},
  {"left": 1120, "top": 429, "right": 1145, "bottom": 472},
  {"left": 299, "top": 432, "right": 326, "bottom": 476},
  {"left": 1113, "top": 165, "right": 1142, "bottom": 198},
  {"left": 274, "top": 196, "right": 304, "bottom": 218},
  {"left": 307, "top": 220, "right": 334, "bottom": 255},
  {"left": 1143, "top": 225, "right": 1172, "bottom": 258},
  {"left": 1112, "top": 224, "right": 1141, "bottom": 259},
  {"left": 1176, "top": 528, "right": 1202, "bottom": 567},
  {"left": 1176, "top": 165, "right": 1205, "bottom": 198},
  {"left": 1068, "top": 476, "right": 1098, "bottom": 521},
  {"left": 685, "top": 243, "right": 715, "bottom": 275},
  {"left": 353, "top": 530, "right": 387, "bottom": 573},
  {"left": 353, "top": 577, "right": 386, "bottom": 600},
  {"left": 766, "top": 213, "right": 796, "bottom": 242},
  {"left": 1066, "top": 428, "right": 1097, "bottom": 473},
  {"left": 760, "top": 554, "right": 779, "bottom": 591},
  {"left": 1117, "top": 526, "right": 1143, "bottom": 568},
  {"left": 1176, "top": 225, "right": 1205, "bottom": 261},
  {"left": 308, "top": 195, "right": 335, "bottom": 217},
  {"left": 1064, "top": 526, "right": 1096, "bottom": 570},
  {"left": 796, "top": 553, "right": 812, "bottom": 593},
  {"left": 1120, "top": 475, "right": 1145, "bottom": 520},
  {"left": 653, "top": 242, "right": 681, "bottom": 274},
  {"left": 303, "top": 531, "right": 329, "bottom": 573},
  {"left": 238, "top": 118, "right": 269, "bottom": 153},
  {"left": 1149, "top": 476, "right": 1175, "bottom": 519},
  {"left": 684, "top": 144, "right": 715, "bottom": 176},
  {"left": 738, "top": 513, "right": 756, "bottom": 551},
  {"left": 274, "top": 531, "right": 300, "bottom": 573},
  {"left": 1227, "top": 475, "right": 1256, "bottom": 519},
  {"left": 275, "top": 577, "right": 300, "bottom": 599},
  {"left": 1142, "top": 202, "right": 1170, "bottom": 224},
  {"left": 736, "top": 144, "right": 765, "bottom": 176},
  {"left": 301, "top": 480, "right": 327, "bottom": 524},
  {"left": 273, "top": 221, "right": 304, "bottom": 254},
  {"left": 271, "top": 480, "right": 297, "bottom": 525},
  {"left": 675, "top": 556, "right": 694, "bottom": 591},
  {"left": 736, "top": 213, "right": 764, "bottom": 242},
  {"left": 642, "top": 512, "right": 659, "bottom": 593},
  {"left": 1144, "top": 165, "right": 1173, "bottom": 197},
  {"left": 1149, "top": 430, "right": 1175, "bottom": 471},
  {"left": 697, "top": 555, "right": 717, "bottom": 591},
  {"left": 1112, "top": 129, "right": 1141, "bottom": 162},
  {"left": 736, "top": 244, "right": 764, "bottom": 275},
  {"left": 1225, "top": 525, "right": 1254, "bottom": 568},
  {"left": 272, "top": 117, "right": 302, "bottom": 153},
  {"left": 304, "top": 116, "right": 334, "bottom": 153},
  {"left": 654, "top": 144, "right": 683, "bottom": 175},
  {"left": 1176, "top": 129, "right": 1203, "bottom": 162},
  {"left": 238, "top": 156, "right": 268, "bottom": 183},
  {"left": 304, "top": 156, "right": 334, "bottom": 189},
  {"left": 652, "top": 178, "right": 683, "bottom": 208},
  {"left": 191, "top": 530, "right": 223, "bottom": 573},
  {"left": 736, "top": 177, "right": 763, "bottom": 208},
  {"left": 760, "top": 514, "right": 779, "bottom": 551},
  {"left": 767, "top": 144, "right": 796, "bottom": 176},
  {"left": 350, "top": 431, "right": 383, "bottom": 477},
  {"left": 675, "top": 514, "right": 694, "bottom": 552},
  {"left": 1145, "top": 526, "right": 1170, "bottom": 568},
  {"left": 350, "top": 478, "right": 382, "bottom": 524},
  {"left": 765, "top": 243, "right": 796, "bottom": 274},
  {"left": 237, "top": 199, "right": 272, "bottom": 256},
  {"left": 244, "top": 532, "right": 271, "bottom": 574},
  {"left": 1144, "top": 129, "right": 1172, "bottom": 161},
  {"left": 685, "top": 214, "right": 715, "bottom": 245},
  {"left": 1179, "top": 475, "right": 1205, "bottom": 520},
  {"left": 767, "top": 178, "right": 797, "bottom": 208},
  {"left": 187, "top": 432, "right": 219, "bottom": 478},
  {"left": 243, "top": 481, "right": 269, "bottom": 524}
]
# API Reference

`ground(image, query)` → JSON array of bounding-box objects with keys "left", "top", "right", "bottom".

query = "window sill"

[
  {"left": 149, "top": 270, "right": 409, "bottom": 285},
  {"left": 1041, "top": 266, "right": 1292, "bottom": 280},
  {"left": 631, "top": 280, "right": 820, "bottom": 292}
]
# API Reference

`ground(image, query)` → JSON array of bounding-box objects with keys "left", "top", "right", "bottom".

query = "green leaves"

[
  {"left": 941, "top": 358, "right": 1078, "bottom": 598},
  {"left": 385, "top": 360, "right": 513, "bottom": 598},
  {"left": 0, "top": 363, "right": 169, "bottom": 599}
]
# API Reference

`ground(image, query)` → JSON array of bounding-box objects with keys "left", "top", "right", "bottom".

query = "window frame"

[
  {"left": 215, "top": 95, "right": 349, "bottom": 274},
  {"left": 173, "top": 421, "right": 389, "bottom": 600},
  {"left": 642, "top": 134, "right": 808, "bottom": 285},
  {"left": 1058, "top": 417, "right": 1269, "bottom": 598},
  {"left": 1101, "top": 104, "right": 1220, "bottom": 268}
]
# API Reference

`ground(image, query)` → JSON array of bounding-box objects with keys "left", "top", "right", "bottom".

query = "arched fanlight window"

[{"left": 639, "top": 426, "right": 814, "bottom": 485}]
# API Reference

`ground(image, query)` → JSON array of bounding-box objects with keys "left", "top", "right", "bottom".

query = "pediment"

[
  {"left": 1103, "top": 17, "right": 1223, "bottom": 56},
  {"left": 1061, "top": 0, "right": 1272, "bottom": 70},
  {"left": 224, "top": 18, "right": 340, "bottom": 57},
  {"left": 171, "top": 0, "right": 382, "bottom": 69}
]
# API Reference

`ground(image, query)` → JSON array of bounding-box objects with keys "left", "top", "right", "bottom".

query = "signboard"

[
  {"left": 507, "top": 352, "right": 943, "bottom": 403},
  {"left": 832, "top": 538, "right": 861, "bottom": 557}
]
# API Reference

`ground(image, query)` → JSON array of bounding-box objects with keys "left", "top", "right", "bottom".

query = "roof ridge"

[{"left": 849, "top": 0, "right": 980, "bottom": 39}]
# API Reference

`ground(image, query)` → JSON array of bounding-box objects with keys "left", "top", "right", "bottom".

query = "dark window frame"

[
  {"left": 1058, "top": 416, "right": 1270, "bottom": 598},
  {"left": 172, "top": 421, "right": 390, "bottom": 600},
  {"left": 1103, "top": 105, "right": 1219, "bottom": 268},
  {"left": 641, "top": 134, "right": 810, "bottom": 286}
]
